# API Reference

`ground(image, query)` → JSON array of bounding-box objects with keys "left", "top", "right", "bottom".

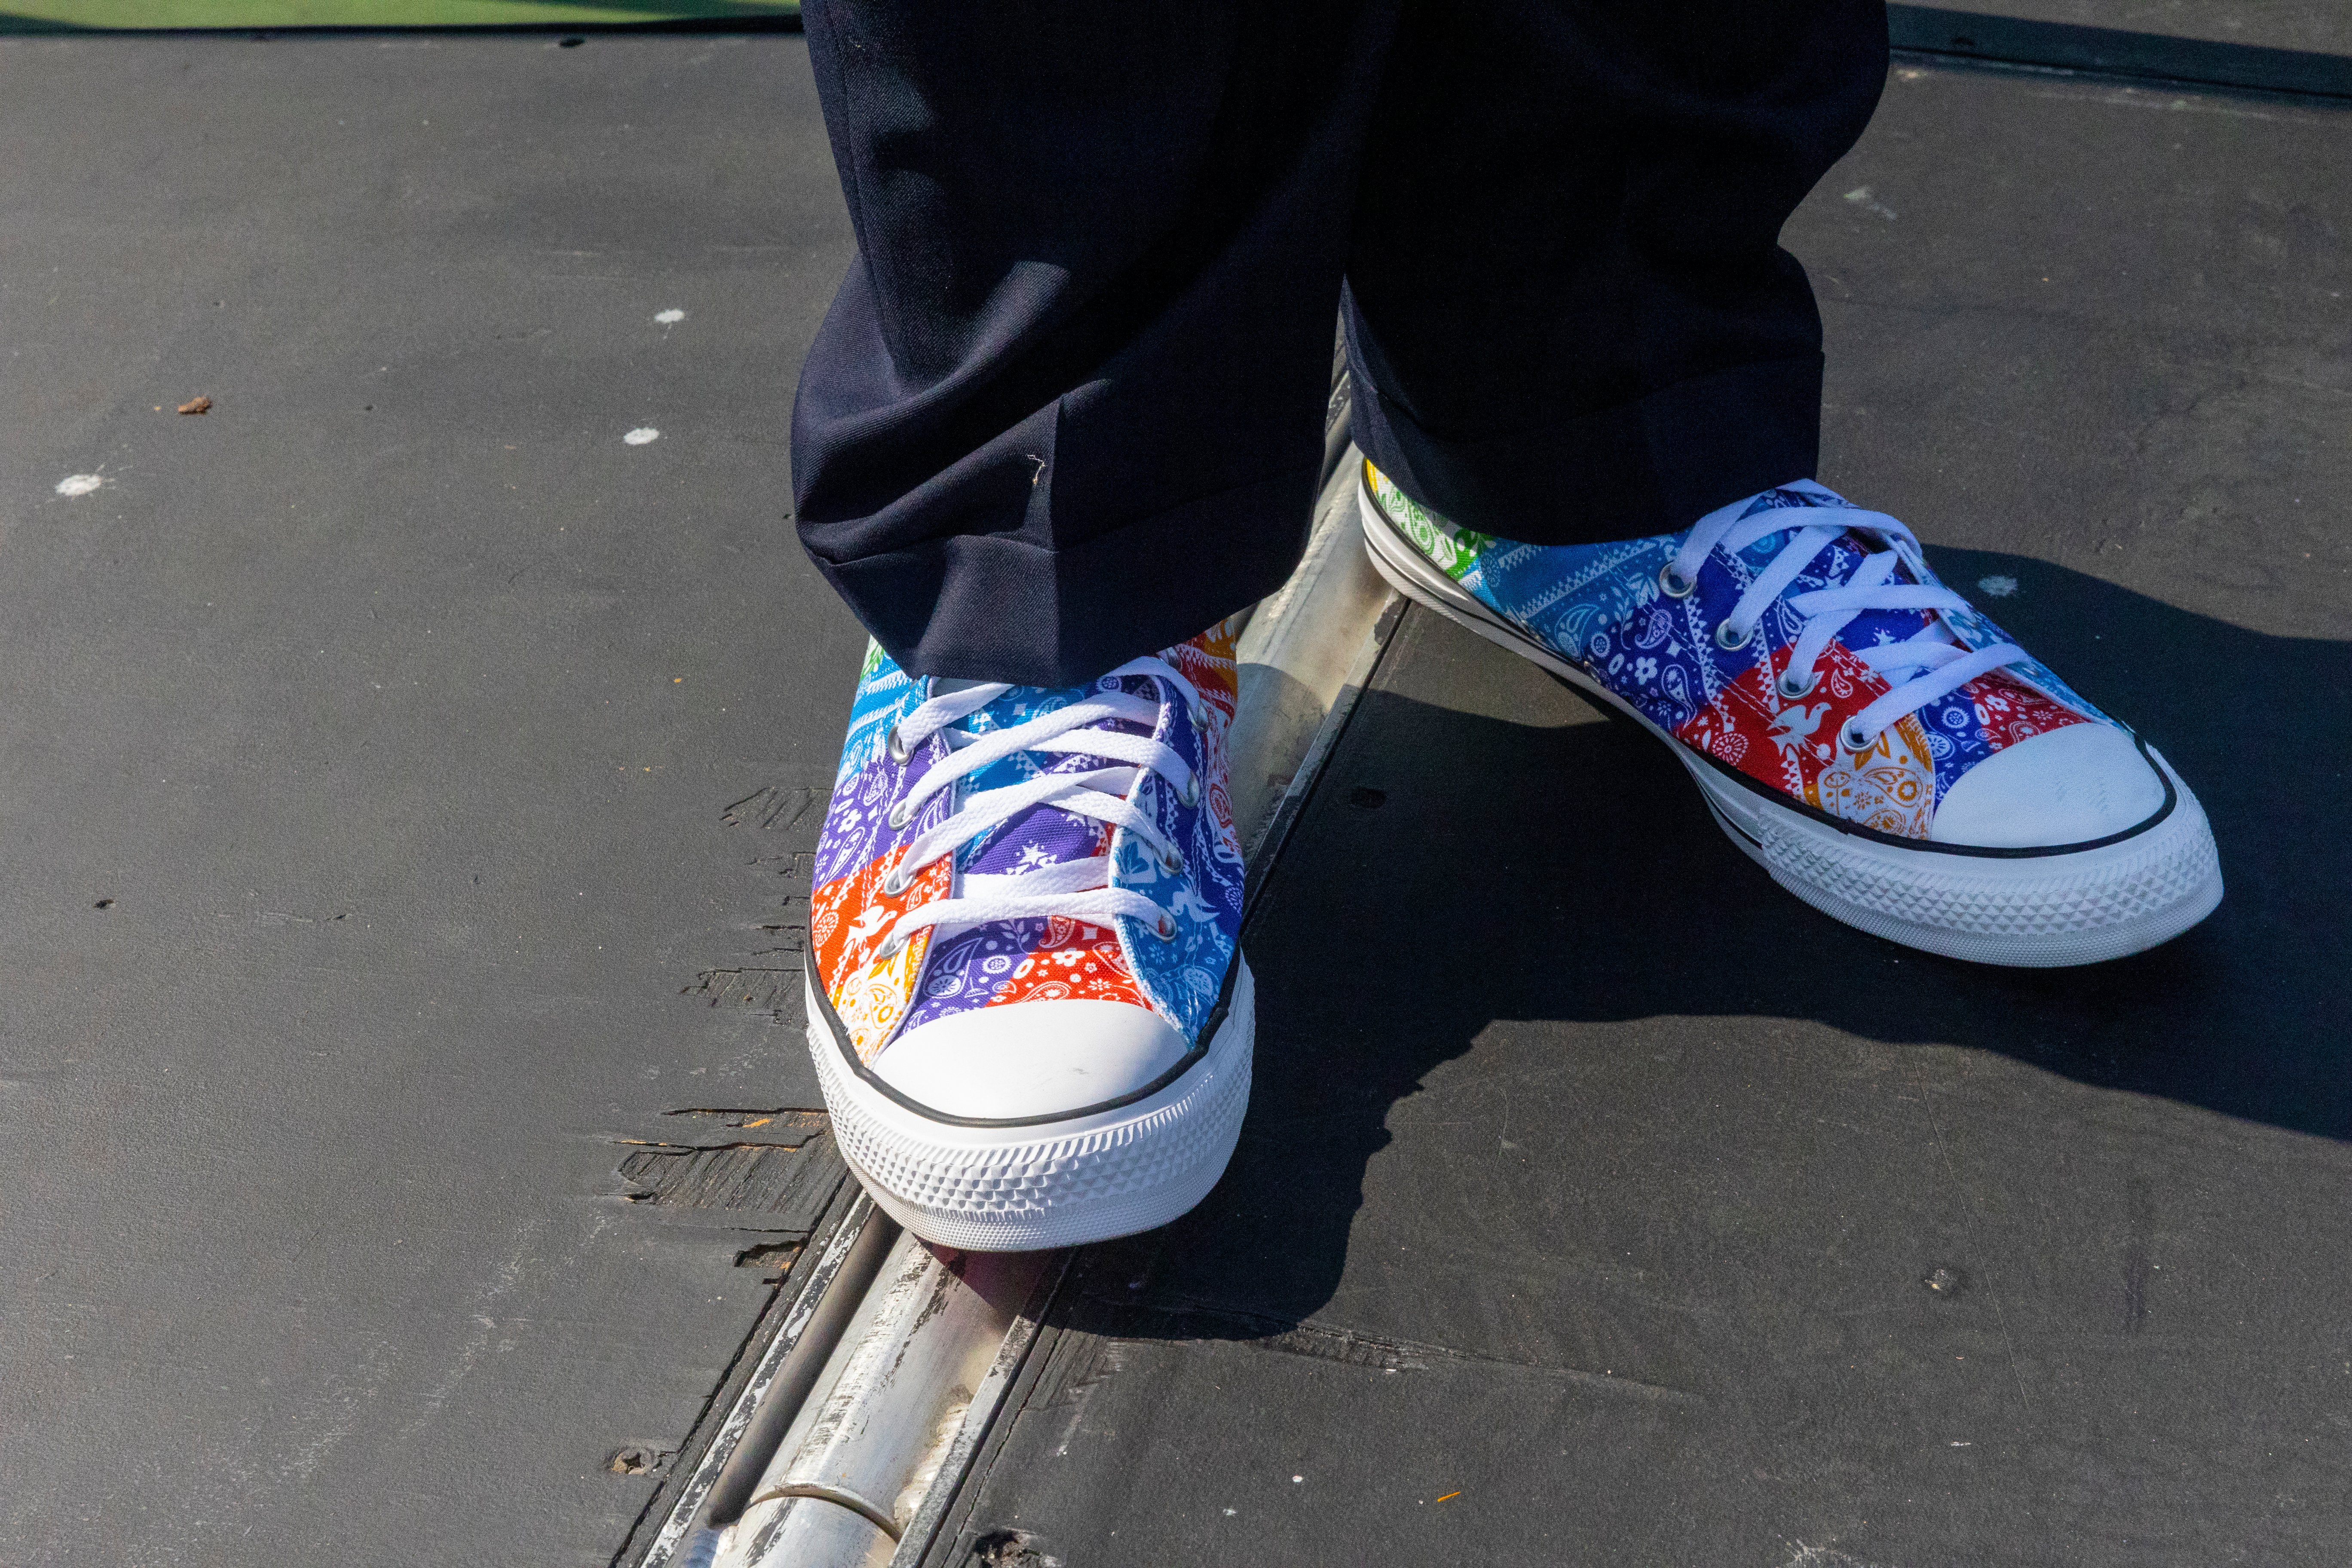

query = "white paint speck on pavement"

[{"left": 623, "top": 428, "right": 660, "bottom": 446}]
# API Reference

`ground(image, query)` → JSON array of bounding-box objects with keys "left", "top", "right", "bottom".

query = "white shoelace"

[
  {"left": 1662, "top": 480, "right": 2027, "bottom": 752},
  {"left": 870, "top": 656, "right": 1204, "bottom": 961}
]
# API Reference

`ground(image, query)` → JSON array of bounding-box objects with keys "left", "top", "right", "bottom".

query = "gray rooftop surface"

[
  {"left": 1, "top": 31, "right": 856, "bottom": 1567},
  {"left": 1949, "top": 0, "right": 2350, "bottom": 54},
  {"left": 3, "top": 21, "right": 2348, "bottom": 1568},
  {"left": 925, "top": 51, "right": 2352, "bottom": 1568}
]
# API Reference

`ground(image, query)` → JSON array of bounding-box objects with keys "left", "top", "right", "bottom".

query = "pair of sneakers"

[{"left": 805, "top": 464, "right": 2222, "bottom": 1250}]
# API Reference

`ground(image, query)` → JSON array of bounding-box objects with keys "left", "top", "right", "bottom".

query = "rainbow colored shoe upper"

[
  {"left": 1361, "top": 456, "right": 2220, "bottom": 965},
  {"left": 808, "top": 625, "right": 1245, "bottom": 1087},
  {"left": 1366, "top": 464, "right": 2117, "bottom": 840}
]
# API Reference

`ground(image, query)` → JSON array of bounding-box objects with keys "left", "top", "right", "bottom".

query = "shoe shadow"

[{"left": 1086, "top": 547, "right": 2349, "bottom": 1334}]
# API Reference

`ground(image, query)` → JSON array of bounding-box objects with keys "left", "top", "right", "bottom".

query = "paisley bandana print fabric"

[
  {"left": 810, "top": 625, "right": 1245, "bottom": 1066},
  {"left": 1365, "top": 464, "right": 2110, "bottom": 839}
]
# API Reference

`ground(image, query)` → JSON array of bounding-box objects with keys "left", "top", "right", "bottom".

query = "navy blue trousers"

[{"left": 792, "top": 0, "right": 1889, "bottom": 685}]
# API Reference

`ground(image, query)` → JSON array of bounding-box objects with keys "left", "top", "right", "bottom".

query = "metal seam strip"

[
  {"left": 885, "top": 1252, "right": 1075, "bottom": 1568},
  {"left": 634, "top": 1194, "right": 891, "bottom": 1568}
]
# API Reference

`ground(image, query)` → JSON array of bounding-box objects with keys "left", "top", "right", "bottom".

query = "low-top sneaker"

[
  {"left": 1360, "top": 462, "right": 2221, "bottom": 966},
  {"left": 805, "top": 623, "right": 1252, "bottom": 1250}
]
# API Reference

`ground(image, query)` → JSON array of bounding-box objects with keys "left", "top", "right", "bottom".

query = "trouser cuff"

[
  {"left": 1348, "top": 350, "right": 1826, "bottom": 543},
  {"left": 812, "top": 468, "right": 1317, "bottom": 686}
]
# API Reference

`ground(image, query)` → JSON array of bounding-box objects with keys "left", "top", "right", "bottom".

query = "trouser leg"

[
  {"left": 1346, "top": 0, "right": 1888, "bottom": 542},
  {"left": 792, "top": 0, "right": 1393, "bottom": 685}
]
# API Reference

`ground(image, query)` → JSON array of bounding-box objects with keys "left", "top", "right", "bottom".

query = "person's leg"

[
  {"left": 794, "top": 2, "right": 1410, "bottom": 1250},
  {"left": 1346, "top": 0, "right": 1886, "bottom": 540},
  {"left": 792, "top": 0, "right": 1393, "bottom": 687},
  {"left": 1348, "top": 0, "right": 2220, "bottom": 967}
]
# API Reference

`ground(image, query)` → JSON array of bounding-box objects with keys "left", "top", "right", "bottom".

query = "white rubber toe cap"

[
  {"left": 868, "top": 999, "right": 1192, "bottom": 1121},
  {"left": 1930, "top": 721, "right": 2169, "bottom": 848}
]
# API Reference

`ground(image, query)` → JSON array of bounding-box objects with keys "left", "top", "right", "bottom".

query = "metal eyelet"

[
  {"left": 1841, "top": 721, "right": 1875, "bottom": 753},
  {"left": 1152, "top": 913, "right": 1177, "bottom": 942},
  {"left": 874, "top": 930, "right": 906, "bottom": 962},
  {"left": 1777, "top": 668, "right": 1817, "bottom": 699},
  {"left": 1715, "top": 619, "right": 1753, "bottom": 652},
  {"left": 886, "top": 722, "right": 913, "bottom": 765},
  {"left": 1179, "top": 774, "right": 1202, "bottom": 809},
  {"left": 1658, "top": 562, "right": 1697, "bottom": 599},
  {"left": 880, "top": 864, "right": 910, "bottom": 896},
  {"left": 886, "top": 800, "right": 911, "bottom": 830},
  {"left": 1158, "top": 845, "right": 1184, "bottom": 876}
]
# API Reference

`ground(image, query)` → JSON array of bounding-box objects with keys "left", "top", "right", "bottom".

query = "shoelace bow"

[
  {"left": 870, "top": 656, "right": 1204, "bottom": 961},
  {"left": 1660, "top": 480, "right": 2027, "bottom": 753}
]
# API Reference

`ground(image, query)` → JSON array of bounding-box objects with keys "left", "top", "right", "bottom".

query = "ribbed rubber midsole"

[{"left": 806, "top": 960, "right": 1255, "bottom": 1248}]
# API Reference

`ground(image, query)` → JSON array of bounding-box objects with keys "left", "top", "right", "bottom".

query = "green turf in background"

[{"left": 1, "top": 0, "right": 795, "bottom": 28}]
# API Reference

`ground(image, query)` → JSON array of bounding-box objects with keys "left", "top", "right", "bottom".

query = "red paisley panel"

[
  {"left": 985, "top": 916, "right": 1150, "bottom": 1009},
  {"left": 811, "top": 843, "right": 954, "bottom": 1061},
  {"left": 1966, "top": 669, "right": 2089, "bottom": 753},
  {"left": 1674, "top": 643, "right": 1893, "bottom": 798},
  {"left": 1168, "top": 619, "right": 1241, "bottom": 722}
]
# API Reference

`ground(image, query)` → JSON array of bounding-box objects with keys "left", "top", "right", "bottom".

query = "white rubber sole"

[
  {"left": 807, "top": 959, "right": 1254, "bottom": 1250},
  {"left": 1360, "top": 486, "right": 2223, "bottom": 967}
]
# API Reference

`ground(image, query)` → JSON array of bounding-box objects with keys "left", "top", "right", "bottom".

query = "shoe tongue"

[
  {"left": 1726, "top": 485, "right": 1849, "bottom": 565},
  {"left": 952, "top": 675, "right": 1158, "bottom": 877},
  {"left": 1732, "top": 484, "right": 1955, "bottom": 646},
  {"left": 964, "top": 793, "right": 1107, "bottom": 876},
  {"left": 1740, "top": 482, "right": 1911, "bottom": 567},
  {"left": 1738, "top": 481, "right": 1850, "bottom": 519}
]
